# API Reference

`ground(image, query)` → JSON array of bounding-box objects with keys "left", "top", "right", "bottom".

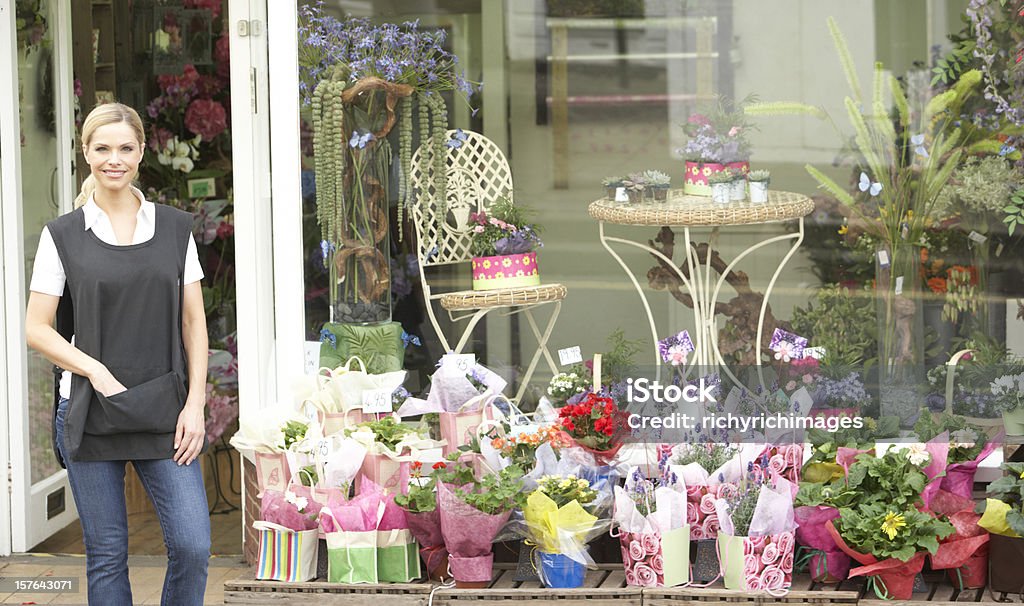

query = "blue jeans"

[{"left": 56, "top": 397, "right": 210, "bottom": 605}]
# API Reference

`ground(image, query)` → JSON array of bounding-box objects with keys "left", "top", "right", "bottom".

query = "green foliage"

[
  {"left": 935, "top": 156, "right": 1024, "bottom": 218},
  {"left": 395, "top": 475, "right": 438, "bottom": 513},
  {"left": 844, "top": 449, "right": 929, "bottom": 510},
  {"left": 791, "top": 284, "right": 877, "bottom": 371},
  {"left": 981, "top": 463, "right": 1024, "bottom": 536},
  {"left": 672, "top": 443, "right": 738, "bottom": 472},
  {"left": 725, "top": 486, "right": 761, "bottom": 536},
  {"left": 1004, "top": 189, "right": 1024, "bottom": 236},
  {"left": 282, "top": 420, "right": 310, "bottom": 450},
  {"left": 835, "top": 502, "right": 954, "bottom": 562},
  {"left": 912, "top": 410, "right": 987, "bottom": 463},
  {"left": 456, "top": 465, "right": 527, "bottom": 514},
  {"left": 433, "top": 456, "right": 477, "bottom": 487},
  {"left": 299, "top": 465, "right": 319, "bottom": 487},
  {"left": 353, "top": 416, "right": 417, "bottom": 451},
  {"left": 536, "top": 475, "right": 598, "bottom": 509},
  {"left": 795, "top": 479, "right": 859, "bottom": 508}
]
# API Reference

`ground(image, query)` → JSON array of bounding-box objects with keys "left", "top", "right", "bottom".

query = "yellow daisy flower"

[
  {"left": 483, "top": 260, "right": 491, "bottom": 269},
  {"left": 502, "top": 258, "right": 513, "bottom": 268},
  {"left": 881, "top": 512, "right": 906, "bottom": 540},
  {"left": 838, "top": 224, "right": 848, "bottom": 235}
]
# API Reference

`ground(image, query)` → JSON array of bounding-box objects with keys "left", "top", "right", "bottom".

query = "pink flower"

[
  {"left": 625, "top": 569, "right": 638, "bottom": 586},
  {"left": 214, "top": 34, "right": 230, "bottom": 80},
  {"left": 768, "top": 455, "right": 787, "bottom": 475},
  {"left": 688, "top": 113, "right": 710, "bottom": 126},
  {"left": 717, "top": 483, "right": 738, "bottom": 501},
  {"left": 642, "top": 534, "right": 661, "bottom": 557},
  {"left": 628, "top": 540, "right": 645, "bottom": 562},
  {"left": 651, "top": 554, "right": 664, "bottom": 575},
  {"left": 686, "top": 485, "right": 702, "bottom": 499},
  {"left": 473, "top": 225, "right": 485, "bottom": 233},
  {"left": 761, "top": 542, "right": 780, "bottom": 566},
  {"left": 686, "top": 501, "right": 700, "bottom": 526},
  {"left": 634, "top": 563, "right": 658, "bottom": 587},
  {"left": 185, "top": 98, "right": 228, "bottom": 141},
  {"left": 620, "top": 547, "right": 633, "bottom": 570},
  {"left": 802, "top": 374, "right": 814, "bottom": 384},
  {"left": 760, "top": 565, "right": 787, "bottom": 591},
  {"left": 743, "top": 554, "right": 760, "bottom": 577},
  {"left": 700, "top": 514, "right": 720, "bottom": 538},
  {"left": 728, "top": 126, "right": 742, "bottom": 137},
  {"left": 781, "top": 551, "right": 795, "bottom": 573},
  {"left": 690, "top": 524, "right": 704, "bottom": 541},
  {"left": 747, "top": 535, "right": 769, "bottom": 552},
  {"left": 699, "top": 493, "right": 717, "bottom": 514},
  {"left": 216, "top": 220, "right": 234, "bottom": 240},
  {"left": 785, "top": 380, "right": 797, "bottom": 391},
  {"left": 777, "top": 532, "right": 794, "bottom": 557},
  {"left": 746, "top": 577, "right": 765, "bottom": 591},
  {"left": 785, "top": 445, "right": 804, "bottom": 468}
]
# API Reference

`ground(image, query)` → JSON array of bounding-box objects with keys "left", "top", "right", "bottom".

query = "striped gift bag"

[{"left": 253, "top": 521, "right": 320, "bottom": 582}]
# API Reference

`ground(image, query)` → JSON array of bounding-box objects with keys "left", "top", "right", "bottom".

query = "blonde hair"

[{"left": 75, "top": 103, "right": 146, "bottom": 208}]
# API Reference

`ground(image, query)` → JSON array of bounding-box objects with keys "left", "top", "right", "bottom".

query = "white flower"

[
  {"left": 157, "top": 151, "right": 172, "bottom": 166},
  {"left": 284, "top": 490, "right": 308, "bottom": 513},
  {"left": 666, "top": 344, "right": 689, "bottom": 366},
  {"left": 172, "top": 156, "right": 194, "bottom": 173},
  {"left": 904, "top": 443, "right": 930, "bottom": 467}
]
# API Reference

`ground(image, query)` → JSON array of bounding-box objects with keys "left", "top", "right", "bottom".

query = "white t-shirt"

[{"left": 30, "top": 188, "right": 204, "bottom": 398}]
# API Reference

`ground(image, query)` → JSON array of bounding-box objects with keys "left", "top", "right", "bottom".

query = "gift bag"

[
  {"left": 378, "top": 528, "right": 421, "bottom": 582},
  {"left": 618, "top": 526, "right": 690, "bottom": 587},
  {"left": 794, "top": 505, "right": 850, "bottom": 582},
  {"left": 439, "top": 394, "right": 503, "bottom": 456},
  {"left": 255, "top": 452, "right": 290, "bottom": 496},
  {"left": 321, "top": 505, "right": 384, "bottom": 584},
  {"left": 254, "top": 521, "right": 319, "bottom": 582},
  {"left": 357, "top": 453, "right": 412, "bottom": 494},
  {"left": 718, "top": 531, "right": 795, "bottom": 593}
]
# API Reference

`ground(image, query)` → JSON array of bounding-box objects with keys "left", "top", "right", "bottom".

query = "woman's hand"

[
  {"left": 173, "top": 399, "right": 206, "bottom": 465},
  {"left": 88, "top": 366, "right": 127, "bottom": 397}
]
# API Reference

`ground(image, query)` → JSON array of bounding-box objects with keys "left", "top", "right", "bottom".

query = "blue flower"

[
  {"left": 319, "top": 328, "right": 337, "bottom": 349},
  {"left": 401, "top": 331, "right": 422, "bottom": 347}
]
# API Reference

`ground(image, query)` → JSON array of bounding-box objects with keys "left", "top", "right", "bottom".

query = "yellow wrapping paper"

[
  {"left": 524, "top": 491, "right": 598, "bottom": 553},
  {"left": 978, "top": 498, "right": 1021, "bottom": 538}
]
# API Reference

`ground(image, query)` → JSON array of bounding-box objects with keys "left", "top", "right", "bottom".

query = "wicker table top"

[{"left": 588, "top": 189, "right": 814, "bottom": 226}]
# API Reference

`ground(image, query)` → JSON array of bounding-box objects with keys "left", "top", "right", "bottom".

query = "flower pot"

[
  {"left": 1003, "top": 407, "right": 1024, "bottom": 436},
  {"left": 605, "top": 186, "right": 617, "bottom": 199},
  {"left": 538, "top": 552, "right": 586, "bottom": 588},
  {"left": 729, "top": 179, "right": 746, "bottom": 201},
  {"left": 683, "top": 161, "right": 749, "bottom": 196},
  {"left": 989, "top": 534, "right": 1024, "bottom": 593},
  {"left": 471, "top": 252, "right": 541, "bottom": 291},
  {"left": 627, "top": 189, "right": 644, "bottom": 204},
  {"left": 691, "top": 539, "right": 720, "bottom": 583},
  {"left": 749, "top": 180, "right": 769, "bottom": 203},
  {"left": 653, "top": 187, "right": 668, "bottom": 201},
  {"left": 711, "top": 183, "right": 731, "bottom": 204},
  {"left": 455, "top": 579, "right": 490, "bottom": 589}
]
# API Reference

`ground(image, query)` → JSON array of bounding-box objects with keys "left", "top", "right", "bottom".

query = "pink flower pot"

[
  {"left": 683, "top": 161, "right": 749, "bottom": 196},
  {"left": 471, "top": 252, "right": 540, "bottom": 291}
]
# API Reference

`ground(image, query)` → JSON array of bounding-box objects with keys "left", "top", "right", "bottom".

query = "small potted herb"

[
  {"left": 622, "top": 174, "right": 647, "bottom": 204},
  {"left": 707, "top": 170, "right": 733, "bottom": 204},
  {"left": 728, "top": 168, "right": 747, "bottom": 201},
  {"left": 641, "top": 170, "right": 671, "bottom": 201},
  {"left": 602, "top": 175, "right": 625, "bottom": 199},
  {"left": 747, "top": 169, "right": 770, "bottom": 203}
]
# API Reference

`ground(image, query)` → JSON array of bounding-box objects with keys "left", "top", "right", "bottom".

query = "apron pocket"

[{"left": 86, "top": 371, "right": 186, "bottom": 435}]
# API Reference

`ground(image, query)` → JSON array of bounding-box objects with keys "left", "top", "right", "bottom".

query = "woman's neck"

[{"left": 93, "top": 186, "right": 140, "bottom": 216}]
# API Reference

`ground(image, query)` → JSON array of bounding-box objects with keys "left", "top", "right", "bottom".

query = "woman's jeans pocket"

[{"left": 85, "top": 371, "right": 186, "bottom": 434}]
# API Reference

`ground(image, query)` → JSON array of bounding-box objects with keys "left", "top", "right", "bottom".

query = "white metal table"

[{"left": 589, "top": 190, "right": 814, "bottom": 385}]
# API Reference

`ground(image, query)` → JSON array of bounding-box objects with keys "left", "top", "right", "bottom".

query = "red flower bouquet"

[{"left": 557, "top": 393, "right": 626, "bottom": 465}]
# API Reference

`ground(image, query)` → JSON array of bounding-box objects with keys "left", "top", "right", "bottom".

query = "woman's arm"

[
  {"left": 174, "top": 280, "right": 208, "bottom": 465},
  {"left": 25, "top": 291, "right": 126, "bottom": 396}
]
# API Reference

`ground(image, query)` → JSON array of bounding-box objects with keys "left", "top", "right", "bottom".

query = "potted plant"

[
  {"left": 977, "top": 462, "right": 1024, "bottom": 593},
  {"left": 622, "top": 173, "right": 647, "bottom": 204},
  {"left": 557, "top": 392, "right": 626, "bottom": 466},
  {"left": 522, "top": 474, "right": 603, "bottom": 588},
  {"left": 748, "top": 169, "right": 771, "bottom": 203},
  {"left": 707, "top": 170, "right": 733, "bottom": 204},
  {"left": 716, "top": 481, "right": 798, "bottom": 593},
  {"left": 680, "top": 95, "right": 755, "bottom": 195},
  {"left": 468, "top": 199, "right": 543, "bottom": 291},
  {"left": 613, "top": 466, "right": 691, "bottom": 587},
  {"left": 990, "top": 372, "right": 1024, "bottom": 435},
  {"left": 602, "top": 175, "right": 625, "bottom": 199},
  {"left": 728, "top": 168, "right": 747, "bottom": 201},
  {"left": 440, "top": 464, "right": 527, "bottom": 588},
  {"left": 641, "top": 170, "right": 671, "bottom": 201},
  {"left": 394, "top": 461, "right": 450, "bottom": 580}
]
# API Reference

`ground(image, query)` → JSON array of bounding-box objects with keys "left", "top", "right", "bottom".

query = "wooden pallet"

[{"left": 224, "top": 566, "right": 1024, "bottom": 605}]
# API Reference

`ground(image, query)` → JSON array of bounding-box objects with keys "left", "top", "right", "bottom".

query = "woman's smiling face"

[{"left": 83, "top": 121, "right": 144, "bottom": 194}]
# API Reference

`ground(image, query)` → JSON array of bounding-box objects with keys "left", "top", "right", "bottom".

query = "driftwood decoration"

[{"left": 645, "top": 226, "right": 792, "bottom": 365}]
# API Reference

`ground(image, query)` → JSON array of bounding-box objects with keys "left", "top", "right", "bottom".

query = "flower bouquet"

[
  {"left": 394, "top": 461, "right": 450, "bottom": 580},
  {"left": 977, "top": 462, "right": 1024, "bottom": 593},
  {"left": 613, "top": 466, "right": 690, "bottom": 587},
  {"left": 347, "top": 415, "right": 438, "bottom": 493},
  {"left": 521, "top": 474, "right": 607, "bottom": 588},
  {"left": 439, "top": 464, "right": 526, "bottom": 588},
  {"left": 749, "top": 445, "right": 805, "bottom": 485},
  {"left": 714, "top": 478, "right": 798, "bottom": 593},
  {"left": 679, "top": 96, "right": 755, "bottom": 195},
  {"left": 827, "top": 503, "right": 953, "bottom": 600},
  {"left": 669, "top": 443, "right": 757, "bottom": 540},
  {"left": 557, "top": 392, "right": 627, "bottom": 466},
  {"left": 468, "top": 199, "right": 543, "bottom": 291}
]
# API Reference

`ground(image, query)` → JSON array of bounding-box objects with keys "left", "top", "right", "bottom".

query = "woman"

[{"left": 25, "top": 102, "right": 210, "bottom": 605}]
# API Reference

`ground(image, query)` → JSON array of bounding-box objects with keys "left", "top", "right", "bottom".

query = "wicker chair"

[{"left": 410, "top": 130, "right": 566, "bottom": 401}]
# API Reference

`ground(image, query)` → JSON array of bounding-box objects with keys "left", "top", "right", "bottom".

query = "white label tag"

[
  {"left": 558, "top": 346, "right": 583, "bottom": 366},
  {"left": 302, "top": 401, "right": 319, "bottom": 423},
  {"left": 877, "top": 250, "right": 890, "bottom": 267},
  {"left": 968, "top": 230, "right": 988, "bottom": 244},
  {"left": 614, "top": 187, "right": 628, "bottom": 202},
  {"left": 441, "top": 353, "right": 476, "bottom": 373},
  {"left": 996, "top": 242, "right": 1005, "bottom": 257},
  {"left": 304, "top": 341, "right": 322, "bottom": 375},
  {"left": 803, "top": 346, "right": 827, "bottom": 360},
  {"left": 895, "top": 276, "right": 904, "bottom": 296},
  {"left": 361, "top": 388, "right": 393, "bottom": 413}
]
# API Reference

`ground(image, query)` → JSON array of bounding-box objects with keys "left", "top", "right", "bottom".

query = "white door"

[{"left": 2, "top": 0, "right": 79, "bottom": 555}]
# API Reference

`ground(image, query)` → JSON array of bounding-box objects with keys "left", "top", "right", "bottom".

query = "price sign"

[
  {"left": 558, "top": 346, "right": 583, "bottom": 366},
  {"left": 803, "top": 346, "right": 827, "bottom": 360},
  {"left": 362, "top": 388, "right": 393, "bottom": 413},
  {"left": 441, "top": 353, "right": 476, "bottom": 373},
  {"left": 303, "top": 341, "right": 322, "bottom": 375},
  {"left": 968, "top": 231, "right": 988, "bottom": 244},
  {"left": 877, "top": 250, "right": 890, "bottom": 268},
  {"left": 895, "top": 276, "right": 904, "bottom": 296},
  {"left": 316, "top": 439, "right": 332, "bottom": 458}
]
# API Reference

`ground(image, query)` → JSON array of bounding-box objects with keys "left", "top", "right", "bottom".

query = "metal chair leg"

[{"left": 514, "top": 302, "right": 562, "bottom": 402}]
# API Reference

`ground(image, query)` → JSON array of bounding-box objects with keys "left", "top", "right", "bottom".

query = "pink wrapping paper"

[
  {"left": 361, "top": 478, "right": 408, "bottom": 531},
  {"left": 437, "top": 481, "right": 511, "bottom": 582},
  {"left": 826, "top": 519, "right": 926, "bottom": 600},
  {"left": 928, "top": 489, "right": 990, "bottom": 589},
  {"left": 321, "top": 486, "right": 383, "bottom": 532},
  {"left": 921, "top": 436, "right": 950, "bottom": 510},
  {"left": 686, "top": 484, "right": 736, "bottom": 540},
  {"left": 737, "top": 532, "right": 795, "bottom": 592},
  {"left": 794, "top": 505, "right": 851, "bottom": 582},
  {"left": 406, "top": 509, "right": 448, "bottom": 577},
  {"left": 940, "top": 432, "right": 1002, "bottom": 499},
  {"left": 753, "top": 445, "right": 804, "bottom": 485},
  {"left": 835, "top": 446, "right": 871, "bottom": 475}
]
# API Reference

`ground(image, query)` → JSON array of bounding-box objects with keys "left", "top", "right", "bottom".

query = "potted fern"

[{"left": 748, "top": 169, "right": 771, "bottom": 203}]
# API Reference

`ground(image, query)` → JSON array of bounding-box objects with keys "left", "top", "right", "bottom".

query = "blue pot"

[{"left": 538, "top": 552, "right": 585, "bottom": 588}]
